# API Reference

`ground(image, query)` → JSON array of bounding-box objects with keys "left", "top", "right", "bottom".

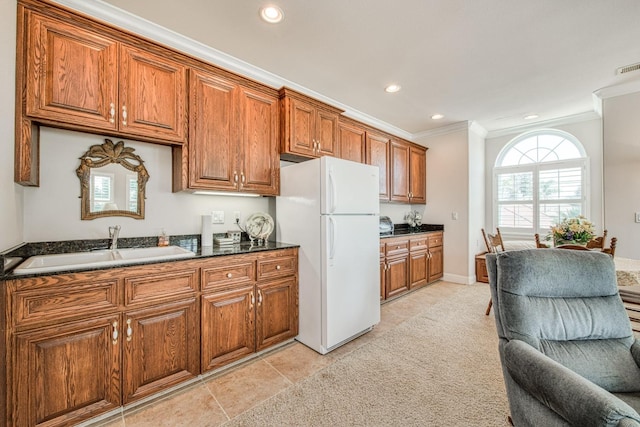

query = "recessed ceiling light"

[
  {"left": 384, "top": 84, "right": 401, "bottom": 93},
  {"left": 260, "top": 5, "right": 284, "bottom": 23},
  {"left": 524, "top": 114, "right": 539, "bottom": 120},
  {"left": 431, "top": 114, "right": 444, "bottom": 120}
]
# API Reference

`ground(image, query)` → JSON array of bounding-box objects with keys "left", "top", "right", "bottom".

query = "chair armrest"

[
  {"left": 504, "top": 340, "right": 640, "bottom": 427},
  {"left": 631, "top": 340, "right": 640, "bottom": 369}
]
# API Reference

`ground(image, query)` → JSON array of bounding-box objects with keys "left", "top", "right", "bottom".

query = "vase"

[{"left": 554, "top": 238, "right": 587, "bottom": 247}]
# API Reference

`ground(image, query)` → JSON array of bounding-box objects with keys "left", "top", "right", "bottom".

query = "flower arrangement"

[{"left": 549, "top": 215, "right": 595, "bottom": 245}]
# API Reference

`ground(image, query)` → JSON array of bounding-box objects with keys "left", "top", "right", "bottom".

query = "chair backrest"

[
  {"left": 486, "top": 249, "right": 639, "bottom": 392},
  {"left": 586, "top": 229, "right": 608, "bottom": 249},
  {"left": 482, "top": 228, "right": 505, "bottom": 253},
  {"left": 603, "top": 237, "right": 618, "bottom": 257},
  {"left": 534, "top": 233, "right": 549, "bottom": 248}
]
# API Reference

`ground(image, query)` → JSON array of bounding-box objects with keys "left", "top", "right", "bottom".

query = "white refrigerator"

[{"left": 276, "top": 156, "right": 381, "bottom": 354}]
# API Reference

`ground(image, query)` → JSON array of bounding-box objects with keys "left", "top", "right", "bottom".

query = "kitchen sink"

[{"left": 12, "top": 246, "right": 196, "bottom": 275}]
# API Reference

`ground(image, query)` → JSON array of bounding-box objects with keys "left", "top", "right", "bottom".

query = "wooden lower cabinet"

[
  {"left": 386, "top": 255, "right": 410, "bottom": 299},
  {"left": 123, "top": 298, "right": 200, "bottom": 404},
  {"left": 202, "top": 285, "right": 255, "bottom": 371},
  {"left": 256, "top": 277, "right": 298, "bottom": 351},
  {"left": 381, "top": 232, "right": 444, "bottom": 302},
  {"left": 12, "top": 315, "right": 121, "bottom": 427},
  {"left": 4, "top": 247, "right": 298, "bottom": 426},
  {"left": 201, "top": 252, "right": 299, "bottom": 373}
]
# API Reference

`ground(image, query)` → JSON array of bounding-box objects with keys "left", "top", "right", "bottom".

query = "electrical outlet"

[
  {"left": 451, "top": 212, "right": 458, "bottom": 220},
  {"left": 635, "top": 212, "right": 640, "bottom": 223},
  {"left": 211, "top": 211, "right": 225, "bottom": 224},
  {"left": 234, "top": 211, "right": 241, "bottom": 222}
]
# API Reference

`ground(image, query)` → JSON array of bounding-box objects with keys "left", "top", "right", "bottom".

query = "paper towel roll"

[{"left": 201, "top": 215, "right": 213, "bottom": 247}]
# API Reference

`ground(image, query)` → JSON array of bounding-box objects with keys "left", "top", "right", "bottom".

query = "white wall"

[
  {"left": 603, "top": 91, "right": 640, "bottom": 259},
  {"left": 0, "top": 0, "right": 22, "bottom": 252},
  {"left": 468, "top": 126, "right": 486, "bottom": 275},
  {"left": 484, "top": 118, "right": 604, "bottom": 241},
  {"left": 416, "top": 128, "right": 471, "bottom": 283},
  {"left": 22, "top": 127, "right": 272, "bottom": 242}
]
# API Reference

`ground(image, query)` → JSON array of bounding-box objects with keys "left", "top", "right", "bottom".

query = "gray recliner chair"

[{"left": 487, "top": 249, "right": 640, "bottom": 427}]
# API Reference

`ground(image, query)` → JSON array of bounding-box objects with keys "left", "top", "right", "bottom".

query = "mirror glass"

[{"left": 76, "top": 139, "right": 149, "bottom": 220}]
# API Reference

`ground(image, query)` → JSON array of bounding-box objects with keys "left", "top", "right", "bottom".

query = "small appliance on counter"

[{"left": 379, "top": 216, "right": 394, "bottom": 236}]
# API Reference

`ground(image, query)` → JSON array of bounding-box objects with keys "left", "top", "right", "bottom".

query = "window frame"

[{"left": 493, "top": 129, "right": 589, "bottom": 237}]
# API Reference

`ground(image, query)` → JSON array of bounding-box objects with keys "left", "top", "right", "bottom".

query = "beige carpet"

[{"left": 223, "top": 284, "right": 510, "bottom": 427}]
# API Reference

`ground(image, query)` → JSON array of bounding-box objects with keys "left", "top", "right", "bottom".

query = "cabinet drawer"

[
  {"left": 202, "top": 259, "right": 255, "bottom": 291},
  {"left": 428, "top": 232, "right": 443, "bottom": 247},
  {"left": 379, "top": 242, "right": 386, "bottom": 258},
  {"left": 125, "top": 267, "right": 198, "bottom": 306},
  {"left": 409, "top": 237, "right": 428, "bottom": 252},
  {"left": 385, "top": 239, "right": 409, "bottom": 257},
  {"left": 12, "top": 280, "right": 119, "bottom": 328},
  {"left": 257, "top": 254, "right": 297, "bottom": 281}
]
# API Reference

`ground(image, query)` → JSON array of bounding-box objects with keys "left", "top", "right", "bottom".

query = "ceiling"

[{"left": 96, "top": 0, "right": 640, "bottom": 137}]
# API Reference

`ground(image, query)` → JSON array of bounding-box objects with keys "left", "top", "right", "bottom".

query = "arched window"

[{"left": 494, "top": 129, "right": 588, "bottom": 235}]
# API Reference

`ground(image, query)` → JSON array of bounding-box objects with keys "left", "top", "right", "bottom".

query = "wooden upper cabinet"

[
  {"left": 338, "top": 119, "right": 366, "bottom": 163},
  {"left": 24, "top": 11, "right": 187, "bottom": 144},
  {"left": 280, "top": 88, "right": 342, "bottom": 160},
  {"left": 183, "top": 69, "right": 238, "bottom": 191},
  {"left": 119, "top": 45, "right": 187, "bottom": 143},
  {"left": 175, "top": 69, "right": 279, "bottom": 195},
  {"left": 390, "top": 139, "right": 427, "bottom": 204},
  {"left": 366, "top": 131, "right": 391, "bottom": 201},
  {"left": 237, "top": 87, "right": 279, "bottom": 195},
  {"left": 409, "top": 144, "right": 427, "bottom": 204},
  {"left": 316, "top": 108, "right": 339, "bottom": 157},
  {"left": 390, "top": 139, "right": 411, "bottom": 203},
  {"left": 25, "top": 12, "right": 119, "bottom": 131}
]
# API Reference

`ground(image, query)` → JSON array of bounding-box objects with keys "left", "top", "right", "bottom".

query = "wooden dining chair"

[
  {"left": 586, "top": 230, "right": 608, "bottom": 250},
  {"left": 535, "top": 233, "right": 550, "bottom": 248},
  {"left": 482, "top": 228, "right": 505, "bottom": 315},
  {"left": 602, "top": 237, "right": 617, "bottom": 257},
  {"left": 482, "top": 228, "right": 505, "bottom": 253}
]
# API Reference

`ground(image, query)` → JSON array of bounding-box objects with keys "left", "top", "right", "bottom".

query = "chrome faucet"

[{"left": 109, "top": 225, "right": 121, "bottom": 250}]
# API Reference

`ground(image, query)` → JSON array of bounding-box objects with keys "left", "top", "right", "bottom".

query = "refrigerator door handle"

[
  {"left": 329, "top": 167, "right": 337, "bottom": 213},
  {"left": 329, "top": 217, "right": 337, "bottom": 260}
]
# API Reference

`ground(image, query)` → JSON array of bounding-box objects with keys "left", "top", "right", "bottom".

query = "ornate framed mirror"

[{"left": 76, "top": 139, "right": 150, "bottom": 220}]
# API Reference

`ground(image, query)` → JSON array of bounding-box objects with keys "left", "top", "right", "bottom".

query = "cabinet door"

[
  {"left": 238, "top": 87, "right": 280, "bottom": 195},
  {"left": 256, "top": 277, "right": 298, "bottom": 351},
  {"left": 428, "top": 245, "right": 444, "bottom": 282},
  {"left": 13, "top": 315, "right": 121, "bottom": 427},
  {"left": 409, "top": 251, "right": 429, "bottom": 289},
  {"left": 409, "top": 145, "right": 427, "bottom": 204},
  {"left": 25, "top": 12, "right": 118, "bottom": 131},
  {"left": 366, "top": 132, "right": 390, "bottom": 201},
  {"left": 385, "top": 255, "right": 409, "bottom": 299},
  {"left": 122, "top": 299, "right": 199, "bottom": 404},
  {"left": 288, "top": 97, "right": 316, "bottom": 157},
  {"left": 316, "top": 109, "right": 339, "bottom": 157},
  {"left": 201, "top": 285, "right": 255, "bottom": 371},
  {"left": 338, "top": 121, "right": 365, "bottom": 163},
  {"left": 390, "top": 140, "right": 411, "bottom": 203},
  {"left": 380, "top": 257, "right": 387, "bottom": 301},
  {"left": 119, "top": 45, "right": 187, "bottom": 143},
  {"left": 187, "top": 69, "right": 238, "bottom": 190}
]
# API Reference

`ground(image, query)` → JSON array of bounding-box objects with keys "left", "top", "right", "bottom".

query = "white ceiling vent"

[{"left": 616, "top": 62, "right": 640, "bottom": 75}]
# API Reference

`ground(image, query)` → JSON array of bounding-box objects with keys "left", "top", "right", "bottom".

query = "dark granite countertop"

[
  {"left": 0, "top": 233, "right": 298, "bottom": 279},
  {"left": 380, "top": 223, "right": 444, "bottom": 239}
]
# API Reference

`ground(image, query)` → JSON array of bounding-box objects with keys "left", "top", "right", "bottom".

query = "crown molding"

[
  {"left": 593, "top": 79, "right": 640, "bottom": 100},
  {"left": 50, "top": 0, "right": 412, "bottom": 141},
  {"left": 468, "top": 121, "right": 488, "bottom": 139},
  {"left": 485, "top": 111, "right": 601, "bottom": 139},
  {"left": 413, "top": 121, "right": 471, "bottom": 140}
]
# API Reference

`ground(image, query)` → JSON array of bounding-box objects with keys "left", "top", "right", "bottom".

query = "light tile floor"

[{"left": 93, "top": 281, "right": 464, "bottom": 427}]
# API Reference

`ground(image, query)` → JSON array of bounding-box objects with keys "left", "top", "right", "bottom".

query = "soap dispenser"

[{"left": 158, "top": 229, "right": 169, "bottom": 247}]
